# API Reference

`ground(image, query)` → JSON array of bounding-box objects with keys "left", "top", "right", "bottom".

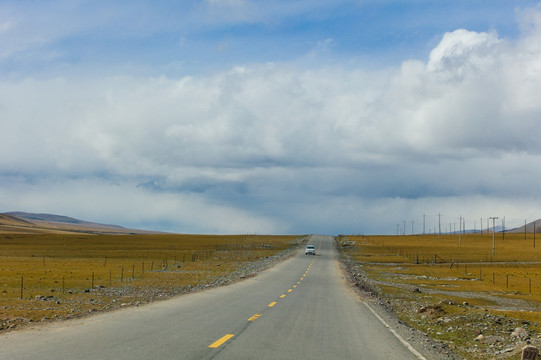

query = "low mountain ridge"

[
  {"left": 0, "top": 213, "right": 35, "bottom": 226},
  {"left": 0, "top": 212, "right": 160, "bottom": 235},
  {"left": 507, "top": 219, "right": 541, "bottom": 234},
  {"left": 6, "top": 212, "right": 124, "bottom": 228}
]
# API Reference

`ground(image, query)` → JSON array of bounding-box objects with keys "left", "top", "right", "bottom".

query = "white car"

[{"left": 304, "top": 245, "right": 316, "bottom": 255}]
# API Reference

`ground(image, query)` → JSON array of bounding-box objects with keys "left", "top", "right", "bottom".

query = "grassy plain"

[
  {"left": 0, "top": 233, "right": 303, "bottom": 331},
  {"left": 338, "top": 233, "right": 541, "bottom": 359}
]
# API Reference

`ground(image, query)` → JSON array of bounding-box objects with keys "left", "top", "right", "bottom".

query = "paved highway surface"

[{"left": 0, "top": 235, "right": 426, "bottom": 359}]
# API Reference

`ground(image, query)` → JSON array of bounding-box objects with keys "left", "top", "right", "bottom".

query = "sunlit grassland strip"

[
  {"left": 0, "top": 233, "right": 303, "bottom": 331},
  {"left": 341, "top": 233, "right": 541, "bottom": 300},
  {"left": 348, "top": 233, "right": 541, "bottom": 264}
]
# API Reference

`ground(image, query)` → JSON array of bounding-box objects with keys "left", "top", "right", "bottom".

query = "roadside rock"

[{"left": 511, "top": 327, "right": 529, "bottom": 341}]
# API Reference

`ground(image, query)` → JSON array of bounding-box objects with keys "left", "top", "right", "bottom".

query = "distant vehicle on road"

[{"left": 305, "top": 245, "right": 316, "bottom": 255}]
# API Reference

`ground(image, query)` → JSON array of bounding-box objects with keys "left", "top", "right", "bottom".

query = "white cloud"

[
  {"left": 3, "top": 6, "right": 541, "bottom": 234},
  {"left": 426, "top": 29, "right": 501, "bottom": 79}
]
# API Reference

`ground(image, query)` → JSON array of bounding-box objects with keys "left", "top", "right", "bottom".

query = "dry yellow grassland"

[
  {"left": 1, "top": 233, "right": 303, "bottom": 332},
  {"left": 338, "top": 233, "right": 541, "bottom": 360}
]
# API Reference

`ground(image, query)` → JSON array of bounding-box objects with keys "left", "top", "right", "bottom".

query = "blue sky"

[
  {"left": 1, "top": 1, "right": 531, "bottom": 76},
  {"left": 2, "top": 0, "right": 541, "bottom": 234}
]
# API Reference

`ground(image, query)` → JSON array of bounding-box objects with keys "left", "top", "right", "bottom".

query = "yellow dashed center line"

[
  {"left": 209, "top": 242, "right": 321, "bottom": 351},
  {"left": 209, "top": 334, "right": 234, "bottom": 348}
]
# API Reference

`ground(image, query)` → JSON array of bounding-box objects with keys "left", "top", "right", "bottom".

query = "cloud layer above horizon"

[{"left": 2, "top": 1, "right": 541, "bottom": 234}]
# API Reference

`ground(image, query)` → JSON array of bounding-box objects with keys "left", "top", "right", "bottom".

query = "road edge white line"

[{"left": 363, "top": 302, "right": 427, "bottom": 360}]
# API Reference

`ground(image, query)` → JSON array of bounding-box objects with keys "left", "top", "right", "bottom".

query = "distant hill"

[
  {"left": 6, "top": 212, "right": 123, "bottom": 228},
  {"left": 0, "top": 212, "right": 161, "bottom": 235},
  {"left": 0, "top": 213, "right": 35, "bottom": 226},
  {"left": 507, "top": 219, "right": 541, "bottom": 234}
]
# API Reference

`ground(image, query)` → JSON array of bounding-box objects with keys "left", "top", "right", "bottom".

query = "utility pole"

[
  {"left": 489, "top": 217, "right": 498, "bottom": 255},
  {"left": 396, "top": 224, "right": 400, "bottom": 236},
  {"left": 525, "top": 219, "right": 527, "bottom": 241},
  {"left": 403, "top": 220, "right": 406, "bottom": 236},
  {"left": 502, "top": 217, "right": 505, "bottom": 241},
  {"left": 437, "top": 213, "right": 442, "bottom": 238},
  {"left": 458, "top": 216, "right": 462, "bottom": 245},
  {"left": 423, "top": 214, "right": 426, "bottom": 235},
  {"left": 480, "top": 218, "right": 483, "bottom": 235},
  {"left": 411, "top": 220, "right": 414, "bottom": 235}
]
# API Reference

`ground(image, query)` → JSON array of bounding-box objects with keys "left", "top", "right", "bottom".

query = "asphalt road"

[{"left": 0, "top": 235, "right": 426, "bottom": 360}]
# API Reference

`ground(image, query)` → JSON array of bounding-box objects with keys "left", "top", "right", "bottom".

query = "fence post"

[
  {"left": 20, "top": 276, "right": 24, "bottom": 299},
  {"left": 91, "top": 272, "right": 94, "bottom": 289}
]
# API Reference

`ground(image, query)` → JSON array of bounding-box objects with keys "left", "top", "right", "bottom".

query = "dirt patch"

[{"left": 418, "top": 304, "right": 445, "bottom": 317}]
